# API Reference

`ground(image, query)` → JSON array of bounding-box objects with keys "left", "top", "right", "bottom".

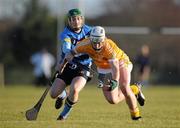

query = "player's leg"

[
  {"left": 119, "top": 64, "right": 141, "bottom": 120},
  {"left": 54, "top": 65, "right": 74, "bottom": 109},
  {"left": 131, "top": 83, "right": 145, "bottom": 106},
  {"left": 141, "top": 66, "right": 150, "bottom": 85},
  {"left": 68, "top": 76, "right": 86, "bottom": 102},
  {"left": 49, "top": 77, "right": 66, "bottom": 99},
  {"left": 99, "top": 73, "right": 125, "bottom": 104},
  {"left": 55, "top": 90, "right": 67, "bottom": 109},
  {"left": 102, "top": 86, "right": 125, "bottom": 104},
  {"left": 57, "top": 76, "right": 87, "bottom": 120},
  {"left": 99, "top": 71, "right": 145, "bottom": 106},
  {"left": 57, "top": 67, "right": 90, "bottom": 120}
]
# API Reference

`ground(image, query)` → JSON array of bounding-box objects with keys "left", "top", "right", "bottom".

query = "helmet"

[
  {"left": 67, "top": 8, "right": 84, "bottom": 31},
  {"left": 90, "top": 26, "right": 105, "bottom": 43},
  {"left": 68, "top": 8, "right": 82, "bottom": 18}
]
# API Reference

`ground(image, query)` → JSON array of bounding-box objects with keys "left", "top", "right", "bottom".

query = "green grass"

[{"left": 0, "top": 85, "right": 180, "bottom": 128}]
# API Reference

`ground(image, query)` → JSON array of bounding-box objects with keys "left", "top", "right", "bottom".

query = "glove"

[{"left": 109, "top": 79, "right": 118, "bottom": 91}]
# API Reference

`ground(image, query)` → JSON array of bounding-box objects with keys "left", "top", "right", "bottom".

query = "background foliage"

[{"left": 0, "top": 0, "right": 180, "bottom": 84}]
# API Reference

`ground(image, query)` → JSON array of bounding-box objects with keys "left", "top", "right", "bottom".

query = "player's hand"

[
  {"left": 109, "top": 79, "right": 118, "bottom": 91},
  {"left": 65, "top": 52, "right": 74, "bottom": 62}
]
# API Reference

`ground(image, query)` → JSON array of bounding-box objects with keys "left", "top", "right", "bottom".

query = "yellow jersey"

[{"left": 74, "top": 38, "right": 131, "bottom": 69}]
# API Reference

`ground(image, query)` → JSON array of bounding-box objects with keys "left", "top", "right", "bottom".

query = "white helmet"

[{"left": 90, "top": 26, "right": 105, "bottom": 43}]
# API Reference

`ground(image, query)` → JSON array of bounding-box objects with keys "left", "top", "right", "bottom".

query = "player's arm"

[
  {"left": 108, "top": 53, "right": 120, "bottom": 91},
  {"left": 62, "top": 37, "right": 72, "bottom": 54},
  {"left": 64, "top": 49, "right": 77, "bottom": 62},
  {"left": 109, "top": 58, "right": 119, "bottom": 82},
  {"left": 56, "top": 35, "right": 72, "bottom": 71},
  {"left": 65, "top": 41, "right": 87, "bottom": 62},
  {"left": 106, "top": 40, "right": 120, "bottom": 81}
]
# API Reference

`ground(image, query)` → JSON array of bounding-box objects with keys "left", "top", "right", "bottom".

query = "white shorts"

[{"left": 97, "top": 63, "right": 133, "bottom": 74}]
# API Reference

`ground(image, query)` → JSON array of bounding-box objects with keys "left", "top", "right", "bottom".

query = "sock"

[
  {"left": 58, "top": 90, "right": 67, "bottom": 100},
  {"left": 130, "top": 107, "right": 141, "bottom": 120},
  {"left": 59, "top": 97, "right": 76, "bottom": 119}
]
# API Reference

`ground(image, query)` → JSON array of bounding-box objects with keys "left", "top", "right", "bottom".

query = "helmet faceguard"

[
  {"left": 90, "top": 26, "right": 106, "bottom": 51},
  {"left": 90, "top": 26, "right": 105, "bottom": 44}
]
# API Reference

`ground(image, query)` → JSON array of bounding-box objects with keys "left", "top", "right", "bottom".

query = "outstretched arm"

[
  {"left": 107, "top": 59, "right": 120, "bottom": 91},
  {"left": 109, "top": 59, "right": 120, "bottom": 81}
]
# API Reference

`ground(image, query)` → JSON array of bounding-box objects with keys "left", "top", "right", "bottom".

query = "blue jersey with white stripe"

[{"left": 59, "top": 25, "right": 92, "bottom": 67}]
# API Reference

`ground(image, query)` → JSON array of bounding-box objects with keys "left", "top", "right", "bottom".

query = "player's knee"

[
  {"left": 49, "top": 91, "right": 57, "bottom": 99},
  {"left": 72, "top": 87, "right": 81, "bottom": 96},
  {"left": 50, "top": 94, "right": 56, "bottom": 99},
  {"left": 68, "top": 89, "right": 80, "bottom": 102},
  {"left": 106, "top": 97, "right": 119, "bottom": 104},
  {"left": 72, "top": 89, "right": 79, "bottom": 98}
]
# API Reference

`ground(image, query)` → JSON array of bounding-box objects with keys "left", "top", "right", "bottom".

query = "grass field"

[{"left": 0, "top": 85, "right": 180, "bottom": 128}]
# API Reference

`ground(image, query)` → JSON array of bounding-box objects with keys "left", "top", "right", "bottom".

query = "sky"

[
  {"left": 40, "top": 0, "right": 108, "bottom": 18},
  {"left": 0, "top": 0, "right": 108, "bottom": 20},
  {"left": 1, "top": 0, "right": 180, "bottom": 20}
]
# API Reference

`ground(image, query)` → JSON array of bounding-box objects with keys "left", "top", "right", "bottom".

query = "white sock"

[{"left": 58, "top": 90, "right": 67, "bottom": 99}]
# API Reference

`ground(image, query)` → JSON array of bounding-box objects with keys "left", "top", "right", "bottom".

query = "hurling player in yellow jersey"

[{"left": 65, "top": 26, "right": 145, "bottom": 120}]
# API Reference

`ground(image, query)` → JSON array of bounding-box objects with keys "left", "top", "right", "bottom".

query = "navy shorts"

[{"left": 57, "top": 63, "right": 90, "bottom": 85}]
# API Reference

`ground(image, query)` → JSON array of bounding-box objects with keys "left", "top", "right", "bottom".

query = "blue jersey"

[{"left": 59, "top": 25, "right": 92, "bottom": 67}]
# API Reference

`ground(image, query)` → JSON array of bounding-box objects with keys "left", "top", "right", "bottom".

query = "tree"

[{"left": 8, "top": 0, "right": 57, "bottom": 65}]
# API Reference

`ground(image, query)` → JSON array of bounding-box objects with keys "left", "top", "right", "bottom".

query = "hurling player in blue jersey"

[{"left": 49, "top": 8, "right": 92, "bottom": 120}]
